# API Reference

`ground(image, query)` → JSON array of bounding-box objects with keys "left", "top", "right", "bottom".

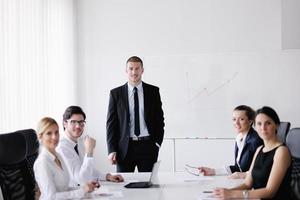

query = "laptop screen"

[
  {"left": 124, "top": 160, "right": 161, "bottom": 188},
  {"left": 149, "top": 160, "right": 161, "bottom": 184}
]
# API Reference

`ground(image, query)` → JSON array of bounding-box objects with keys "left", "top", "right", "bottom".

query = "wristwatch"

[{"left": 242, "top": 190, "right": 249, "bottom": 199}]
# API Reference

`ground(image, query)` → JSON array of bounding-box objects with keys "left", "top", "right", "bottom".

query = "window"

[{"left": 0, "top": 0, "right": 77, "bottom": 132}]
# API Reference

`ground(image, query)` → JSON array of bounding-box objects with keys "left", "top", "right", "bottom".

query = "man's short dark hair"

[
  {"left": 63, "top": 106, "right": 86, "bottom": 130},
  {"left": 126, "top": 56, "right": 143, "bottom": 67},
  {"left": 63, "top": 106, "right": 86, "bottom": 122}
]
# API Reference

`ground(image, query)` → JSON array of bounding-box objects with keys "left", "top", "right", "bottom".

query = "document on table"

[
  {"left": 82, "top": 186, "right": 123, "bottom": 199},
  {"left": 197, "top": 191, "right": 215, "bottom": 200},
  {"left": 183, "top": 176, "right": 214, "bottom": 182}
]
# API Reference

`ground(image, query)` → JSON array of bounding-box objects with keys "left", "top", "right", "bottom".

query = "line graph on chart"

[{"left": 185, "top": 71, "right": 239, "bottom": 103}]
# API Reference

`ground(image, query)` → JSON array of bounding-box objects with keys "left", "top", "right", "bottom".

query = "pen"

[
  {"left": 203, "top": 191, "right": 213, "bottom": 193},
  {"left": 95, "top": 178, "right": 101, "bottom": 188}
]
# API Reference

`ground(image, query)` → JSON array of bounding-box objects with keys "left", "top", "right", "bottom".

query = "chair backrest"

[
  {"left": 286, "top": 128, "right": 300, "bottom": 200},
  {"left": 18, "top": 129, "right": 39, "bottom": 157},
  {"left": 18, "top": 129, "right": 39, "bottom": 182},
  {"left": 277, "top": 121, "right": 291, "bottom": 143},
  {"left": 287, "top": 128, "right": 300, "bottom": 159},
  {"left": 1, "top": 186, "right": 3, "bottom": 200},
  {"left": 0, "top": 129, "right": 39, "bottom": 200}
]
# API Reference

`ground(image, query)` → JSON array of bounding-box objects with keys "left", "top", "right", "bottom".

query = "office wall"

[
  {"left": 76, "top": 0, "right": 300, "bottom": 172},
  {"left": 282, "top": 0, "right": 300, "bottom": 49},
  {"left": 160, "top": 138, "right": 235, "bottom": 171}
]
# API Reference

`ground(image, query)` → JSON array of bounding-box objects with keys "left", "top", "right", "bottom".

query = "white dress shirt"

[
  {"left": 127, "top": 82, "right": 149, "bottom": 138},
  {"left": 235, "top": 132, "right": 247, "bottom": 168},
  {"left": 215, "top": 133, "right": 247, "bottom": 175},
  {"left": 34, "top": 147, "right": 85, "bottom": 200},
  {"left": 56, "top": 133, "right": 106, "bottom": 187}
]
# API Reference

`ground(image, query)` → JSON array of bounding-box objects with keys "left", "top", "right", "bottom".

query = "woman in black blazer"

[{"left": 198, "top": 105, "right": 263, "bottom": 179}]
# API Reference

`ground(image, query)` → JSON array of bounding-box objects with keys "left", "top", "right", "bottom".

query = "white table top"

[{"left": 90, "top": 172, "right": 246, "bottom": 200}]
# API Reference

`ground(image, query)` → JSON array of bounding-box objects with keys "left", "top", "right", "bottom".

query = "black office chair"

[
  {"left": 286, "top": 128, "right": 300, "bottom": 200},
  {"left": 0, "top": 129, "right": 39, "bottom": 200},
  {"left": 277, "top": 121, "right": 291, "bottom": 143},
  {"left": 19, "top": 129, "right": 39, "bottom": 184}
]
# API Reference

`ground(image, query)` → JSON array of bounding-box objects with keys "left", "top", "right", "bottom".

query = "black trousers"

[{"left": 117, "top": 140, "right": 159, "bottom": 172}]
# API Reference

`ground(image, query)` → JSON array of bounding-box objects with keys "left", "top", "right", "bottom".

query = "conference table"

[{"left": 87, "top": 172, "right": 255, "bottom": 200}]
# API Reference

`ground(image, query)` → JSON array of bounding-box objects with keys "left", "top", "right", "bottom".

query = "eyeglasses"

[
  {"left": 67, "top": 120, "right": 86, "bottom": 127},
  {"left": 185, "top": 164, "right": 201, "bottom": 176}
]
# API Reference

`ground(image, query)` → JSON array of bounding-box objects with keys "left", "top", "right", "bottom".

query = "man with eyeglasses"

[{"left": 57, "top": 106, "right": 123, "bottom": 187}]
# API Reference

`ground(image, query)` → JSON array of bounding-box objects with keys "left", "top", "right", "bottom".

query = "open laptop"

[{"left": 124, "top": 160, "right": 161, "bottom": 188}]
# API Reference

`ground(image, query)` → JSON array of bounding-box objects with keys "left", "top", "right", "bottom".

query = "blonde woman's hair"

[{"left": 37, "top": 117, "right": 58, "bottom": 138}]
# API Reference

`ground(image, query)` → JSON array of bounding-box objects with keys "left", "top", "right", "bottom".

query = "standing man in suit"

[{"left": 106, "top": 56, "right": 165, "bottom": 172}]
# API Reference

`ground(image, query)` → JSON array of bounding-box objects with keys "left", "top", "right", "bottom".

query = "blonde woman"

[{"left": 34, "top": 117, "right": 98, "bottom": 199}]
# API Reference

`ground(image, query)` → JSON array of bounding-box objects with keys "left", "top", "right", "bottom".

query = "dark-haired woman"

[
  {"left": 198, "top": 105, "right": 263, "bottom": 179},
  {"left": 213, "top": 106, "right": 292, "bottom": 199}
]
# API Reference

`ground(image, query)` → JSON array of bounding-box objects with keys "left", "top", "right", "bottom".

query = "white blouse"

[
  {"left": 214, "top": 133, "right": 247, "bottom": 175},
  {"left": 34, "top": 147, "right": 85, "bottom": 200}
]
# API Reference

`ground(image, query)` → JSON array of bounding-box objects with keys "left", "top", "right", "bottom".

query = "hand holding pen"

[{"left": 84, "top": 180, "right": 100, "bottom": 193}]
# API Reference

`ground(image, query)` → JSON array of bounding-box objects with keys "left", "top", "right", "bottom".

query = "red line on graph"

[{"left": 187, "top": 72, "right": 239, "bottom": 103}]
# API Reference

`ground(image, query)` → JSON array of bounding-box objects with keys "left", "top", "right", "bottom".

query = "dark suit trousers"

[{"left": 117, "top": 140, "right": 159, "bottom": 172}]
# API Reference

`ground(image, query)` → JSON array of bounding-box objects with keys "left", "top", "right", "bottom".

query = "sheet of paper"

[
  {"left": 197, "top": 191, "right": 215, "bottom": 200},
  {"left": 82, "top": 186, "right": 124, "bottom": 199}
]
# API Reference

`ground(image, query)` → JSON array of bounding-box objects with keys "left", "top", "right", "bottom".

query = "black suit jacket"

[
  {"left": 229, "top": 127, "right": 263, "bottom": 173},
  {"left": 106, "top": 82, "right": 165, "bottom": 161}
]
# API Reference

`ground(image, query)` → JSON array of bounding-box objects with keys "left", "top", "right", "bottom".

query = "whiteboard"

[
  {"left": 141, "top": 51, "right": 300, "bottom": 138},
  {"left": 77, "top": 0, "right": 300, "bottom": 139}
]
